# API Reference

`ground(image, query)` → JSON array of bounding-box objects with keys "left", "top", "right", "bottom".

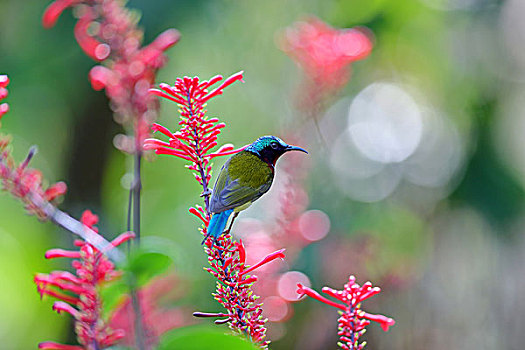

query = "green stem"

[{"left": 128, "top": 149, "right": 146, "bottom": 350}]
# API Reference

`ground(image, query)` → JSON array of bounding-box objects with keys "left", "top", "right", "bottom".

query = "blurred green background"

[{"left": 2, "top": 0, "right": 525, "bottom": 349}]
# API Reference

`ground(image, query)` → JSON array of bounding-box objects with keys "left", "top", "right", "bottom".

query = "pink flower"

[
  {"left": 146, "top": 72, "right": 245, "bottom": 212},
  {"left": 42, "top": 0, "right": 180, "bottom": 151},
  {"left": 281, "top": 17, "right": 372, "bottom": 91},
  {"left": 297, "top": 275, "right": 395, "bottom": 350},
  {"left": 35, "top": 210, "right": 135, "bottom": 350},
  {"left": 149, "top": 72, "right": 284, "bottom": 348},
  {"left": 146, "top": 72, "right": 245, "bottom": 160},
  {"left": 280, "top": 17, "right": 373, "bottom": 113},
  {"left": 1, "top": 80, "right": 67, "bottom": 219},
  {"left": 194, "top": 235, "right": 285, "bottom": 348}
]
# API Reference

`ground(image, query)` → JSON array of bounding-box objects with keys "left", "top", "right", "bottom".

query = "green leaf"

[
  {"left": 121, "top": 236, "right": 178, "bottom": 286},
  {"left": 158, "top": 326, "right": 259, "bottom": 350}
]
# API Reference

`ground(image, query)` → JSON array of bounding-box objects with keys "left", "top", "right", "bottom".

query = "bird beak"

[{"left": 286, "top": 145, "right": 308, "bottom": 154}]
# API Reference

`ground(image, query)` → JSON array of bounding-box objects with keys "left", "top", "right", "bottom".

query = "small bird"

[{"left": 204, "top": 135, "right": 308, "bottom": 243}]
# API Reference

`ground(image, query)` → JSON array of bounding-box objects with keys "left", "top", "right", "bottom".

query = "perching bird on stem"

[{"left": 204, "top": 135, "right": 308, "bottom": 243}]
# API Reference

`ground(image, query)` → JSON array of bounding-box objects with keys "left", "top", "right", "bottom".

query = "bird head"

[{"left": 245, "top": 135, "right": 308, "bottom": 165}]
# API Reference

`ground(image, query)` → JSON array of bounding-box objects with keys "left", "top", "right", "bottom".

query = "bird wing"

[{"left": 209, "top": 154, "right": 273, "bottom": 213}]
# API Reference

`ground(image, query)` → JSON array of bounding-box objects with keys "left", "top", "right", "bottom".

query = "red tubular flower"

[
  {"left": 42, "top": 0, "right": 78, "bottom": 28},
  {"left": 297, "top": 275, "right": 395, "bottom": 350},
  {"left": 35, "top": 210, "right": 134, "bottom": 350},
  {"left": 195, "top": 235, "right": 285, "bottom": 348},
  {"left": 146, "top": 72, "right": 245, "bottom": 212},
  {"left": 0, "top": 80, "right": 68, "bottom": 219},
  {"left": 74, "top": 9, "right": 110, "bottom": 62},
  {"left": 280, "top": 17, "right": 373, "bottom": 113},
  {"left": 42, "top": 0, "right": 180, "bottom": 152},
  {"left": 149, "top": 72, "right": 283, "bottom": 348},
  {"left": 281, "top": 16, "right": 372, "bottom": 90}
]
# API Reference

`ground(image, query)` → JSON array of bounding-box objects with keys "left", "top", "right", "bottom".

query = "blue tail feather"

[{"left": 203, "top": 209, "right": 233, "bottom": 244}]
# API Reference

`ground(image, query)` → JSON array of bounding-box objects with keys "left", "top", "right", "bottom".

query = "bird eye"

[{"left": 270, "top": 142, "right": 279, "bottom": 149}]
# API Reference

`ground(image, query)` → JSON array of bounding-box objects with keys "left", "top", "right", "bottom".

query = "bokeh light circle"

[
  {"left": 298, "top": 210, "right": 330, "bottom": 242},
  {"left": 348, "top": 82, "right": 423, "bottom": 164},
  {"left": 278, "top": 271, "right": 311, "bottom": 302},
  {"left": 261, "top": 296, "right": 290, "bottom": 322},
  {"left": 403, "top": 109, "right": 464, "bottom": 188}
]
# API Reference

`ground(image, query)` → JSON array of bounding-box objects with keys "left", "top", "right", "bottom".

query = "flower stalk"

[
  {"left": 35, "top": 210, "right": 134, "bottom": 350},
  {"left": 297, "top": 275, "right": 395, "bottom": 350},
  {"left": 280, "top": 17, "right": 373, "bottom": 116},
  {"left": 147, "top": 72, "right": 282, "bottom": 348},
  {"left": 0, "top": 75, "right": 124, "bottom": 262},
  {"left": 42, "top": 2, "right": 180, "bottom": 346}
]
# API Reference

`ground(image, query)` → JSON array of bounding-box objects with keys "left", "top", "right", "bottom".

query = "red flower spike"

[
  {"left": 43, "top": 0, "right": 179, "bottom": 152},
  {"left": 1, "top": 94, "right": 69, "bottom": 218},
  {"left": 147, "top": 72, "right": 244, "bottom": 212},
  {"left": 281, "top": 17, "right": 372, "bottom": 84},
  {"left": 297, "top": 276, "right": 394, "bottom": 350},
  {"left": 280, "top": 17, "right": 373, "bottom": 112},
  {"left": 192, "top": 232, "right": 284, "bottom": 349},
  {"left": 35, "top": 209, "right": 128, "bottom": 349},
  {"left": 151, "top": 71, "right": 282, "bottom": 348}
]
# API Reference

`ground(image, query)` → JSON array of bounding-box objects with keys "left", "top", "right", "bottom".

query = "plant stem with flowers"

[
  {"left": 280, "top": 16, "right": 373, "bottom": 120},
  {"left": 35, "top": 210, "right": 135, "bottom": 350},
  {"left": 0, "top": 76, "right": 120, "bottom": 258},
  {"left": 0, "top": 74, "right": 134, "bottom": 349},
  {"left": 297, "top": 275, "right": 395, "bottom": 350},
  {"left": 42, "top": 1, "right": 180, "bottom": 347},
  {"left": 42, "top": 0, "right": 180, "bottom": 243},
  {"left": 145, "top": 72, "right": 287, "bottom": 348}
]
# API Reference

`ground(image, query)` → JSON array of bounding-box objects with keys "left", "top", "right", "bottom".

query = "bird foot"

[{"left": 200, "top": 189, "right": 212, "bottom": 197}]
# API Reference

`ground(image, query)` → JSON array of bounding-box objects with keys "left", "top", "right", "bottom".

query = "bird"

[{"left": 203, "top": 135, "right": 308, "bottom": 243}]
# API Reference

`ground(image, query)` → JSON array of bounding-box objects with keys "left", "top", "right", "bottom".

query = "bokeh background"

[{"left": 1, "top": 0, "right": 525, "bottom": 349}]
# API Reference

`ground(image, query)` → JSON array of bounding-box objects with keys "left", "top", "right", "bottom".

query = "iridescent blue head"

[{"left": 245, "top": 135, "right": 308, "bottom": 165}]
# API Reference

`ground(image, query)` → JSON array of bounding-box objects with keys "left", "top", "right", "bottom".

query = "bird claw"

[{"left": 200, "top": 189, "right": 212, "bottom": 197}]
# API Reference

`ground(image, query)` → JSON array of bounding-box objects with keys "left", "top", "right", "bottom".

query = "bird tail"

[{"left": 202, "top": 209, "right": 233, "bottom": 244}]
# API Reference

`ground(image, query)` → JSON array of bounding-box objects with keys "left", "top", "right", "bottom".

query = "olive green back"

[
  {"left": 228, "top": 151, "right": 273, "bottom": 188},
  {"left": 209, "top": 151, "right": 274, "bottom": 213}
]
